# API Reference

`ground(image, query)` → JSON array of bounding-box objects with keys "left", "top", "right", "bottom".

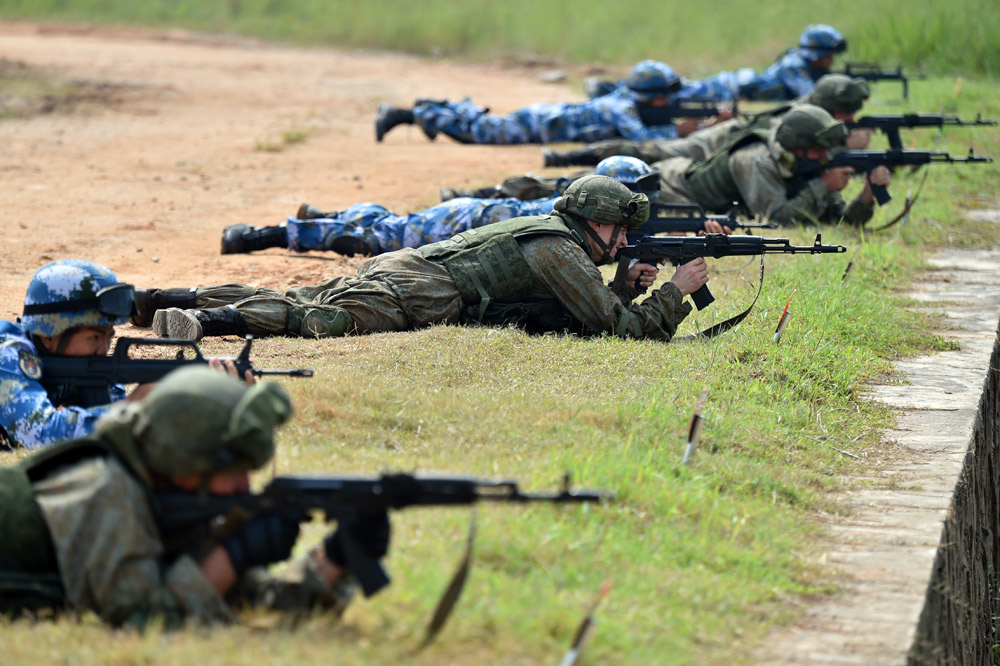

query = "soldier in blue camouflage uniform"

[
  {"left": 0, "top": 367, "right": 386, "bottom": 625},
  {"left": 586, "top": 25, "right": 846, "bottom": 104},
  {"left": 217, "top": 157, "right": 654, "bottom": 257},
  {"left": 680, "top": 25, "right": 847, "bottom": 102},
  {"left": 374, "top": 61, "right": 690, "bottom": 145},
  {"left": 0, "top": 261, "right": 134, "bottom": 450},
  {"left": 219, "top": 197, "right": 559, "bottom": 257}
]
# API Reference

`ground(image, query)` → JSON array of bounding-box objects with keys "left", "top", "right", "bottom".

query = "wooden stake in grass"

[
  {"left": 682, "top": 388, "right": 708, "bottom": 466},
  {"left": 559, "top": 581, "right": 612, "bottom": 666},
  {"left": 772, "top": 290, "right": 796, "bottom": 344}
]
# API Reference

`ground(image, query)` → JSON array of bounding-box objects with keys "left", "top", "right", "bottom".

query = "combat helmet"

[
  {"left": 807, "top": 74, "right": 870, "bottom": 115},
  {"left": 554, "top": 174, "right": 649, "bottom": 264},
  {"left": 775, "top": 104, "right": 848, "bottom": 151},
  {"left": 21, "top": 260, "right": 134, "bottom": 338},
  {"left": 797, "top": 24, "right": 847, "bottom": 61},
  {"left": 626, "top": 60, "right": 682, "bottom": 102},
  {"left": 131, "top": 366, "right": 292, "bottom": 478},
  {"left": 595, "top": 156, "right": 660, "bottom": 199}
]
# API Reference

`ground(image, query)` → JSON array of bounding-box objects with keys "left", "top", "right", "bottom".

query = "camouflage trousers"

[
  {"left": 587, "top": 119, "right": 741, "bottom": 165},
  {"left": 196, "top": 249, "right": 465, "bottom": 337}
]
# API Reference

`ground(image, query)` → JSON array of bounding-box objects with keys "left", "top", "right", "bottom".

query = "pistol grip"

[
  {"left": 341, "top": 526, "right": 391, "bottom": 597},
  {"left": 691, "top": 285, "right": 715, "bottom": 310}
]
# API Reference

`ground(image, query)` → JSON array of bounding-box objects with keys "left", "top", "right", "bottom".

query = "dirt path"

[{"left": 0, "top": 21, "right": 577, "bottom": 319}]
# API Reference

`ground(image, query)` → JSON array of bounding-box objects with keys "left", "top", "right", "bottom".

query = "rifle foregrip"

[{"left": 691, "top": 285, "right": 715, "bottom": 310}]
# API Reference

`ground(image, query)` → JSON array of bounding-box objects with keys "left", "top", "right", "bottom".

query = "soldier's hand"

[
  {"left": 701, "top": 220, "right": 733, "bottom": 235},
  {"left": 125, "top": 383, "right": 156, "bottom": 402},
  {"left": 669, "top": 258, "right": 710, "bottom": 296},
  {"left": 868, "top": 165, "right": 891, "bottom": 187},
  {"left": 820, "top": 167, "right": 853, "bottom": 192},
  {"left": 221, "top": 509, "right": 308, "bottom": 574},
  {"left": 324, "top": 508, "right": 392, "bottom": 569},
  {"left": 209, "top": 357, "right": 255, "bottom": 386},
  {"left": 847, "top": 128, "right": 873, "bottom": 150},
  {"left": 625, "top": 262, "right": 659, "bottom": 289}
]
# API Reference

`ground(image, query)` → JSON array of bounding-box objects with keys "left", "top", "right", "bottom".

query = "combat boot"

[
  {"left": 542, "top": 147, "right": 603, "bottom": 168},
  {"left": 375, "top": 104, "right": 415, "bottom": 142},
  {"left": 440, "top": 185, "right": 502, "bottom": 201},
  {"left": 295, "top": 203, "right": 329, "bottom": 220},
  {"left": 323, "top": 235, "right": 373, "bottom": 258},
  {"left": 130, "top": 287, "right": 198, "bottom": 327},
  {"left": 152, "top": 305, "right": 248, "bottom": 341},
  {"left": 220, "top": 224, "right": 288, "bottom": 255}
]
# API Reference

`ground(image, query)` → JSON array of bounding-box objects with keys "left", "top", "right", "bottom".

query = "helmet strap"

[{"left": 577, "top": 220, "right": 621, "bottom": 265}]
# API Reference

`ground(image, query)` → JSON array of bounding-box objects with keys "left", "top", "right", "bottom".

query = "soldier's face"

[
  {"left": 38, "top": 325, "right": 116, "bottom": 356},
  {"left": 168, "top": 470, "right": 252, "bottom": 495},
  {"left": 587, "top": 222, "right": 629, "bottom": 260}
]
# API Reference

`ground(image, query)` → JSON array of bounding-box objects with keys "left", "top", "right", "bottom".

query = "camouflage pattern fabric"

[
  {"left": 0, "top": 320, "right": 126, "bottom": 450},
  {"left": 190, "top": 224, "right": 691, "bottom": 341},
  {"left": 285, "top": 197, "right": 559, "bottom": 255},
  {"left": 31, "top": 453, "right": 353, "bottom": 626},
  {"left": 679, "top": 49, "right": 826, "bottom": 103},
  {"left": 654, "top": 141, "right": 873, "bottom": 226},
  {"left": 411, "top": 92, "right": 679, "bottom": 145}
]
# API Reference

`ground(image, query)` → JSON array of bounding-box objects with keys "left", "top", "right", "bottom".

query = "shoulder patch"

[{"left": 18, "top": 350, "right": 42, "bottom": 380}]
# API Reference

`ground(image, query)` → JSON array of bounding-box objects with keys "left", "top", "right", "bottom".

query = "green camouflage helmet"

[
  {"left": 133, "top": 366, "right": 292, "bottom": 478},
  {"left": 807, "top": 74, "right": 870, "bottom": 115},
  {"left": 553, "top": 174, "right": 650, "bottom": 230},
  {"left": 775, "top": 104, "right": 849, "bottom": 150}
]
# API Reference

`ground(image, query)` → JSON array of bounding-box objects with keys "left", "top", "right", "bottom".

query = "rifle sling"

[{"left": 674, "top": 256, "right": 766, "bottom": 341}]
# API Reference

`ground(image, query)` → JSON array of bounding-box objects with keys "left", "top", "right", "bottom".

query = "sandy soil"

[{"left": 0, "top": 21, "right": 583, "bottom": 323}]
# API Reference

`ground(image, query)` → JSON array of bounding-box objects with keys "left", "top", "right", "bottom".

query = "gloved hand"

[
  {"left": 323, "top": 508, "right": 391, "bottom": 569},
  {"left": 221, "top": 509, "right": 307, "bottom": 575}
]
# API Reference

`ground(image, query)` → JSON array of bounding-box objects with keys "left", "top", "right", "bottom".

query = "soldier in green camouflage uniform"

[
  {"left": 653, "top": 104, "right": 891, "bottom": 226},
  {"left": 540, "top": 74, "right": 872, "bottom": 169},
  {"left": 0, "top": 367, "right": 387, "bottom": 626},
  {"left": 137, "top": 176, "right": 709, "bottom": 343}
]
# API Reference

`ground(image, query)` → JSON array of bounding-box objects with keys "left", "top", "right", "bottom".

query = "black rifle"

[
  {"left": 835, "top": 62, "right": 925, "bottom": 99},
  {"left": 613, "top": 233, "right": 846, "bottom": 310},
  {"left": 637, "top": 99, "right": 738, "bottom": 127},
  {"left": 848, "top": 113, "right": 997, "bottom": 150},
  {"left": 797, "top": 148, "right": 993, "bottom": 205},
  {"left": 157, "top": 473, "right": 609, "bottom": 597},
  {"left": 41, "top": 336, "right": 313, "bottom": 408},
  {"left": 635, "top": 203, "right": 776, "bottom": 242}
]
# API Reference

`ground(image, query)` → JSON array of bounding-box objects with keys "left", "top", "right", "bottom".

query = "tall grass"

[{"left": 0, "top": 0, "right": 997, "bottom": 76}]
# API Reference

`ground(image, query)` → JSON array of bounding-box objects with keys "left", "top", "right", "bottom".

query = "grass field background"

[{"left": 0, "top": 2, "right": 998, "bottom": 665}]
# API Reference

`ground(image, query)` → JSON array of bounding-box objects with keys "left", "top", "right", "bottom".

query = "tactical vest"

[
  {"left": 684, "top": 116, "right": 809, "bottom": 213},
  {"left": 419, "top": 214, "right": 590, "bottom": 322},
  {"left": 0, "top": 437, "right": 150, "bottom": 614}
]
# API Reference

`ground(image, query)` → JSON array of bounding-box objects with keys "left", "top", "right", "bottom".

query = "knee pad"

[{"left": 290, "top": 306, "right": 354, "bottom": 338}]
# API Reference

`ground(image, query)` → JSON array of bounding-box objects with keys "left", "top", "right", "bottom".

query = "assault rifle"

[
  {"left": 157, "top": 473, "right": 609, "bottom": 597},
  {"left": 41, "top": 335, "right": 313, "bottom": 408},
  {"left": 637, "top": 99, "right": 738, "bottom": 127},
  {"left": 796, "top": 148, "right": 993, "bottom": 205},
  {"left": 849, "top": 113, "right": 997, "bottom": 150},
  {"left": 636, "top": 203, "right": 776, "bottom": 242},
  {"left": 835, "top": 62, "right": 925, "bottom": 99},
  {"left": 613, "top": 233, "right": 846, "bottom": 310}
]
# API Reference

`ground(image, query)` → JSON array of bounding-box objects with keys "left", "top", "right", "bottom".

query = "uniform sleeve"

[
  {"left": 774, "top": 54, "right": 816, "bottom": 98},
  {"left": 603, "top": 97, "right": 679, "bottom": 142},
  {"left": 519, "top": 236, "right": 692, "bottom": 341},
  {"left": 33, "top": 456, "right": 230, "bottom": 627},
  {"left": 730, "top": 147, "right": 835, "bottom": 226},
  {"left": 0, "top": 334, "right": 125, "bottom": 450},
  {"left": 229, "top": 552, "right": 355, "bottom": 616}
]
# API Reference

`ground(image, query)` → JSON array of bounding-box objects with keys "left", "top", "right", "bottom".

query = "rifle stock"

[
  {"left": 157, "top": 473, "right": 610, "bottom": 597},
  {"left": 41, "top": 336, "right": 313, "bottom": 407}
]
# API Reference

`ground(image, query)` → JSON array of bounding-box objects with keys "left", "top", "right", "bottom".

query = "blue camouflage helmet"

[
  {"left": 21, "top": 259, "right": 134, "bottom": 337},
  {"left": 797, "top": 24, "right": 847, "bottom": 61},
  {"left": 626, "top": 60, "right": 682, "bottom": 102},
  {"left": 594, "top": 156, "right": 660, "bottom": 199}
]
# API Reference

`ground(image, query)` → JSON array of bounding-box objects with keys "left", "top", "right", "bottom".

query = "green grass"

[
  {"left": 0, "top": 7, "right": 997, "bottom": 666},
  {"left": 0, "top": 0, "right": 998, "bottom": 76}
]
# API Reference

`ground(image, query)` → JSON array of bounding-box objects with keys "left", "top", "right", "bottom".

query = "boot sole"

[{"left": 152, "top": 308, "right": 204, "bottom": 341}]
